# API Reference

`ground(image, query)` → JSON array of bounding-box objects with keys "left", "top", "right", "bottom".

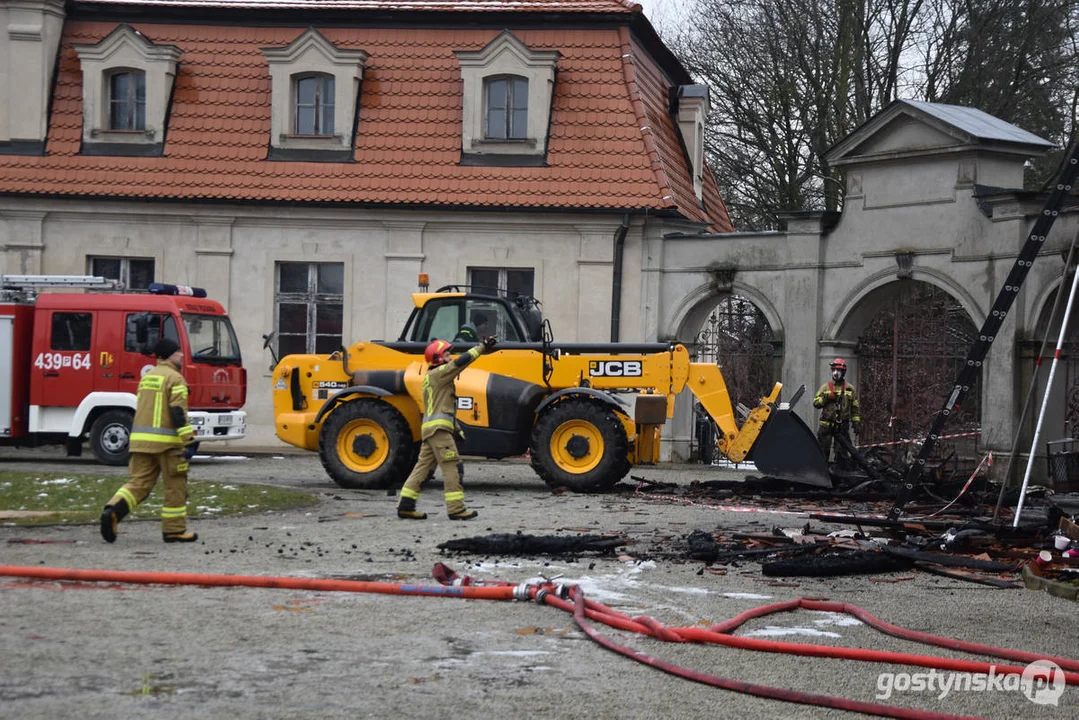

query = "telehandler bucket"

[{"left": 747, "top": 408, "right": 832, "bottom": 488}]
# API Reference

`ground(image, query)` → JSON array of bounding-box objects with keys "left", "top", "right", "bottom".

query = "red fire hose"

[{"left": 2, "top": 563, "right": 1075, "bottom": 720}]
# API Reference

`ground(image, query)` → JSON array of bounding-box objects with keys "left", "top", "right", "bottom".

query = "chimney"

[
  {"left": 675, "top": 84, "right": 710, "bottom": 203},
  {"left": 0, "top": 0, "right": 66, "bottom": 153}
]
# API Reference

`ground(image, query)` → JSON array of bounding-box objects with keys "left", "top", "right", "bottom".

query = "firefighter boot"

[
  {"left": 99, "top": 498, "right": 130, "bottom": 543},
  {"left": 448, "top": 509, "right": 478, "bottom": 521},
  {"left": 397, "top": 497, "right": 427, "bottom": 520},
  {"left": 163, "top": 531, "right": 199, "bottom": 543}
]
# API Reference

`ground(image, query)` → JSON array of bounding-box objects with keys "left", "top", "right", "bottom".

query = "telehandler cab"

[{"left": 271, "top": 280, "right": 830, "bottom": 492}]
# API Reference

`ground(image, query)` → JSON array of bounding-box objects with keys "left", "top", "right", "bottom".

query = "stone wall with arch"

[{"left": 646, "top": 106, "right": 1079, "bottom": 473}]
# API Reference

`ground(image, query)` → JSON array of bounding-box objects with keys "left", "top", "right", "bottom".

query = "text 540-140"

[{"left": 34, "top": 352, "right": 92, "bottom": 371}]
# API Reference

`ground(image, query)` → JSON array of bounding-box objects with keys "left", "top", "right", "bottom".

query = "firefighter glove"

[{"left": 482, "top": 335, "right": 498, "bottom": 351}]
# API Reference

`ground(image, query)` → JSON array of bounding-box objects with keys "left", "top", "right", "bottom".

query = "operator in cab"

[{"left": 454, "top": 310, "right": 491, "bottom": 343}]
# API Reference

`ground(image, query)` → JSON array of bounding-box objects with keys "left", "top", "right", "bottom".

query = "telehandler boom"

[{"left": 271, "top": 284, "right": 829, "bottom": 492}]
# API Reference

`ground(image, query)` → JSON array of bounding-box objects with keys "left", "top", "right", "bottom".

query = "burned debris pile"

[{"left": 438, "top": 532, "right": 628, "bottom": 556}]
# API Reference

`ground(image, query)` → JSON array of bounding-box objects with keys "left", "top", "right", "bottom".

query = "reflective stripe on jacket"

[
  {"left": 129, "top": 359, "right": 193, "bottom": 454},
  {"left": 420, "top": 345, "right": 483, "bottom": 441}
]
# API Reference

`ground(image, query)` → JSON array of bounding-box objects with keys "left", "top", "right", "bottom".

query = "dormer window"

[
  {"left": 485, "top": 76, "right": 527, "bottom": 140},
  {"left": 74, "top": 25, "right": 181, "bottom": 156},
  {"left": 456, "top": 31, "right": 559, "bottom": 166},
  {"left": 108, "top": 70, "right": 146, "bottom": 131},
  {"left": 294, "top": 73, "right": 335, "bottom": 136},
  {"left": 262, "top": 28, "right": 368, "bottom": 161}
]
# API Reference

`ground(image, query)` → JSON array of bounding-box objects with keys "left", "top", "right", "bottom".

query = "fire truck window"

[
  {"left": 51, "top": 312, "right": 92, "bottom": 351},
  {"left": 125, "top": 314, "right": 176, "bottom": 353}
]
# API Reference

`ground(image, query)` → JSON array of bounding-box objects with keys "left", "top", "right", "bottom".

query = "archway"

[
  {"left": 1025, "top": 283, "right": 1079, "bottom": 443},
  {"left": 853, "top": 281, "right": 981, "bottom": 461},
  {"left": 691, "top": 294, "right": 781, "bottom": 462}
]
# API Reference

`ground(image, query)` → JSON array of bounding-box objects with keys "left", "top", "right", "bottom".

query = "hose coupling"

[
  {"left": 513, "top": 582, "right": 535, "bottom": 601},
  {"left": 535, "top": 588, "right": 550, "bottom": 604}
]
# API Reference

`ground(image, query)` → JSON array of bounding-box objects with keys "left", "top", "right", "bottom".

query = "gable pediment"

[
  {"left": 847, "top": 114, "right": 961, "bottom": 157},
  {"left": 826, "top": 100, "right": 1052, "bottom": 168}
]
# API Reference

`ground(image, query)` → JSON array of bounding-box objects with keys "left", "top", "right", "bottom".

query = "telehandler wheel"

[
  {"left": 530, "top": 398, "right": 629, "bottom": 492},
  {"left": 318, "top": 399, "right": 415, "bottom": 489}
]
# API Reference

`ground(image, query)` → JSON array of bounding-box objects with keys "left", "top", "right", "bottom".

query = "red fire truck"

[{"left": 0, "top": 275, "right": 247, "bottom": 464}]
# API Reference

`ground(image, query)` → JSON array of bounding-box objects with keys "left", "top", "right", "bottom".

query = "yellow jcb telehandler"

[{"left": 270, "top": 281, "right": 830, "bottom": 492}]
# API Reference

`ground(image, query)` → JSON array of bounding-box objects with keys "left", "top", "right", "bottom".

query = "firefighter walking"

[
  {"left": 397, "top": 335, "right": 497, "bottom": 520},
  {"left": 100, "top": 338, "right": 199, "bottom": 544},
  {"left": 813, "top": 358, "right": 861, "bottom": 464}
]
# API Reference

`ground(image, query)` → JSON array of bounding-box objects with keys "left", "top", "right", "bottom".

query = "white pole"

[{"left": 1014, "top": 264, "right": 1079, "bottom": 526}]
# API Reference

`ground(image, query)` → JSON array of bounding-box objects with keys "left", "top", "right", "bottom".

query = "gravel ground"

[{"left": 0, "top": 449, "right": 1075, "bottom": 719}]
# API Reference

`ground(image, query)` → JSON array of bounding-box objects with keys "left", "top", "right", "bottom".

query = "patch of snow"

[
  {"left": 812, "top": 611, "right": 862, "bottom": 627},
  {"left": 722, "top": 592, "right": 773, "bottom": 600},
  {"left": 745, "top": 626, "right": 842, "bottom": 639}
]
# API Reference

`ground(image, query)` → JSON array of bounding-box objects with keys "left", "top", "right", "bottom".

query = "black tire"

[
  {"left": 529, "top": 398, "right": 629, "bottom": 492},
  {"left": 90, "top": 410, "right": 133, "bottom": 466},
  {"left": 318, "top": 398, "right": 415, "bottom": 489}
]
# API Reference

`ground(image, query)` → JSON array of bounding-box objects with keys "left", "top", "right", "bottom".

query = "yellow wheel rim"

[
  {"left": 549, "top": 419, "right": 604, "bottom": 474},
  {"left": 337, "top": 418, "right": 390, "bottom": 472}
]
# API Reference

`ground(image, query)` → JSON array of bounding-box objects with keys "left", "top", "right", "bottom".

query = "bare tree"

[{"left": 668, "top": 0, "right": 1079, "bottom": 229}]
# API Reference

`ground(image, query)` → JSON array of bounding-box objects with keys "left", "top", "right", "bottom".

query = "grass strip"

[{"left": 0, "top": 471, "right": 318, "bottom": 527}]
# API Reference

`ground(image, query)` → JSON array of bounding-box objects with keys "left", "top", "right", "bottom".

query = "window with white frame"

[
  {"left": 468, "top": 267, "right": 534, "bottom": 298},
  {"left": 484, "top": 75, "right": 528, "bottom": 140},
  {"left": 74, "top": 25, "right": 182, "bottom": 151},
  {"left": 275, "top": 262, "right": 344, "bottom": 356},
  {"left": 455, "top": 31, "right": 559, "bottom": 161},
  {"left": 262, "top": 28, "right": 367, "bottom": 157},
  {"left": 89, "top": 256, "right": 155, "bottom": 291},
  {"left": 293, "top": 73, "right": 335, "bottom": 136},
  {"left": 108, "top": 70, "right": 146, "bottom": 131}
]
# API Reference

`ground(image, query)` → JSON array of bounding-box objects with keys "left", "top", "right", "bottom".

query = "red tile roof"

[{"left": 0, "top": 3, "right": 732, "bottom": 231}]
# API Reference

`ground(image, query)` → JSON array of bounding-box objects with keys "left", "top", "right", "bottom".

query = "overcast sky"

[{"left": 633, "top": 0, "right": 688, "bottom": 33}]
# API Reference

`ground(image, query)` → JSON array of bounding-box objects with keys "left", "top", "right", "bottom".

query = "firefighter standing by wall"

[
  {"left": 99, "top": 338, "right": 199, "bottom": 543},
  {"left": 813, "top": 358, "right": 861, "bottom": 464},
  {"left": 397, "top": 335, "right": 497, "bottom": 520}
]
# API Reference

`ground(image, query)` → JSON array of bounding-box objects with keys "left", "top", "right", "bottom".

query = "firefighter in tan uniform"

[
  {"left": 100, "top": 338, "right": 199, "bottom": 543},
  {"left": 813, "top": 357, "right": 861, "bottom": 464},
  {"left": 396, "top": 335, "right": 497, "bottom": 520}
]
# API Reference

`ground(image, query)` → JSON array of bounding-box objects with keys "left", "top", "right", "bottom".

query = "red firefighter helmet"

[
  {"left": 830, "top": 358, "right": 847, "bottom": 371},
  {"left": 425, "top": 339, "right": 452, "bottom": 366}
]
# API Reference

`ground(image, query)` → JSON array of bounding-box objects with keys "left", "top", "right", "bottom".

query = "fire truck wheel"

[
  {"left": 90, "top": 410, "right": 134, "bottom": 466},
  {"left": 318, "top": 398, "right": 415, "bottom": 489},
  {"left": 529, "top": 398, "right": 629, "bottom": 492}
]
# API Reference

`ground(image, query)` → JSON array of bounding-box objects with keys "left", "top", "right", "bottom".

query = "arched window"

[
  {"left": 293, "top": 73, "right": 335, "bottom": 136},
  {"left": 108, "top": 70, "right": 146, "bottom": 131},
  {"left": 484, "top": 75, "right": 528, "bottom": 140}
]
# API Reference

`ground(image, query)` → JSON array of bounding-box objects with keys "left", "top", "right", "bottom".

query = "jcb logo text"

[{"left": 589, "top": 360, "right": 642, "bottom": 377}]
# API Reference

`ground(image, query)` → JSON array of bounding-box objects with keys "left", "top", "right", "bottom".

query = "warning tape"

[
  {"left": 855, "top": 429, "right": 981, "bottom": 450},
  {"left": 920, "top": 452, "right": 993, "bottom": 519},
  {"left": 633, "top": 484, "right": 809, "bottom": 516}
]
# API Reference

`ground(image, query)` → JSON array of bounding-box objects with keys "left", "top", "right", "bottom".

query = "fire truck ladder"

[
  {"left": 0, "top": 275, "right": 122, "bottom": 302},
  {"left": 888, "top": 139, "right": 1079, "bottom": 520}
]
